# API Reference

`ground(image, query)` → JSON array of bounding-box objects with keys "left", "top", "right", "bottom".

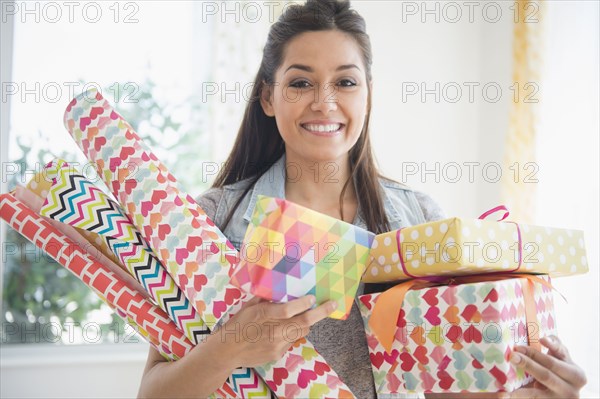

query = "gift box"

[
  {"left": 230, "top": 195, "right": 375, "bottom": 320},
  {"left": 363, "top": 215, "right": 588, "bottom": 283},
  {"left": 358, "top": 274, "right": 557, "bottom": 393}
]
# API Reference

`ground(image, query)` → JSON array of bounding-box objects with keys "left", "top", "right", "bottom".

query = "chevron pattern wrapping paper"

[
  {"left": 63, "top": 90, "right": 354, "bottom": 398},
  {"left": 357, "top": 276, "right": 557, "bottom": 393},
  {"left": 64, "top": 90, "right": 241, "bottom": 328},
  {"left": 231, "top": 195, "right": 374, "bottom": 320},
  {"left": 14, "top": 183, "right": 150, "bottom": 301},
  {"left": 39, "top": 159, "right": 210, "bottom": 345},
  {"left": 24, "top": 169, "right": 124, "bottom": 268}
]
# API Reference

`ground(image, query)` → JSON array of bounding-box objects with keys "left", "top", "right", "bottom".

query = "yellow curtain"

[{"left": 501, "top": 0, "right": 546, "bottom": 223}]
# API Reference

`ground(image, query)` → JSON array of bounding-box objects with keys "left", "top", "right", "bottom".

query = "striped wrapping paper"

[
  {"left": 0, "top": 192, "right": 239, "bottom": 397},
  {"left": 63, "top": 89, "right": 355, "bottom": 398}
]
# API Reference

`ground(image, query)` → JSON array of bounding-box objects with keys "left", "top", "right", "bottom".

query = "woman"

[{"left": 138, "top": 1, "right": 586, "bottom": 398}]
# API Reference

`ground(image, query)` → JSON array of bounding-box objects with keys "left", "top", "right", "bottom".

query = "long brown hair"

[{"left": 213, "top": 0, "right": 392, "bottom": 234}]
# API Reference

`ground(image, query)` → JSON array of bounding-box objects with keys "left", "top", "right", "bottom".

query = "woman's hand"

[
  {"left": 216, "top": 295, "right": 336, "bottom": 368},
  {"left": 425, "top": 335, "right": 586, "bottom": 399},
  {"left": 504, "top": 335, "right": 587, "bottom": 398}
]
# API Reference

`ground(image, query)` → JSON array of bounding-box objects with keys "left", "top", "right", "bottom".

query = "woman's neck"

[{"left": 284, "top": 154, "right": 357, "bottom": 222}]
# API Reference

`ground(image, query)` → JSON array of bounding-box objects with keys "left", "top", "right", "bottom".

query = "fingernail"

[
  {"left": 329, "top": 301, "right": 338, "bottom": 311},
  {"left": 308, "top": 296, "right": 316, "bottom": 305},
  {"left": 510, "top": 353, "right": 522, "bottom": 365}
]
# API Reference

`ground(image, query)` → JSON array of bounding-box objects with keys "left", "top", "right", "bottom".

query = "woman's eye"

[
  {"left": 290, "top": 80, "right": 311, "bottom": 88},
  {"left": 339, "top": 79, "right": 357, "bottom": 87}
]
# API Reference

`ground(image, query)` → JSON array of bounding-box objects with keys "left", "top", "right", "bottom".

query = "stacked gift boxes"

[{"left": 357, "top": 214, "right": 588, "bottom": 394}]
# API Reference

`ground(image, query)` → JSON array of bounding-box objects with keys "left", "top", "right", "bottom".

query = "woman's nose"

[{"left": 310, "top": 83, "right": 338, "bottom": 113}]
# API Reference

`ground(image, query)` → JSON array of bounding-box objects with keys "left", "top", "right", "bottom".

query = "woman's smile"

[{"left": 300, "top": 121, "right": 346, "bottom": 137}]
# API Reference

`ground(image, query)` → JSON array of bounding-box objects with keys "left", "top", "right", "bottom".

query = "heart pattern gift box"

[{"left": 357, "top": 274, "right": 557, "bottom": 394}]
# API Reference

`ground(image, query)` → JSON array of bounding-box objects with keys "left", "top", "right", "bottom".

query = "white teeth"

[{"left": 302, "top": 123, "right": 341, "bottom": 132}]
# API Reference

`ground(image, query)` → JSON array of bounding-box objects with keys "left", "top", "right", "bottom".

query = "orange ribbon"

[{"left": 368, "top": 273, "right": 555, "bottom": 354}]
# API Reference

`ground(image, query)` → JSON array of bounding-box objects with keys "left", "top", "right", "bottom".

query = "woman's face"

[{"left": 261, "top": 30, "right": 371, "bottom": 166}]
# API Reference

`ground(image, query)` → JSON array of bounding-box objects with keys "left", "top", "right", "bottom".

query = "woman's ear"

[{"left": 260, "top": 81, "right": 275, "bottom": 117}]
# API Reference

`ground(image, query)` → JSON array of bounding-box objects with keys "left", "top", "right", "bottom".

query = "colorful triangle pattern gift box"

[{"left": 230, "top": 195, "right": 375, "bottom": 320}]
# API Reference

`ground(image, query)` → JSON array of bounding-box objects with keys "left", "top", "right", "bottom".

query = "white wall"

[
  {"left": 1, "top": 344, "right": 147, "bottom": 398},
  {"left": 355, "top": 1, "right": 513, "bottom": 216}
]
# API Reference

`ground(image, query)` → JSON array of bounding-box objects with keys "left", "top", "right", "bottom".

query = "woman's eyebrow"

[{"left": 284, "top": 63, "right": 361, "bottom": 74}]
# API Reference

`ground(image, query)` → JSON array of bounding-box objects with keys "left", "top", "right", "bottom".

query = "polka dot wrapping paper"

[
  {"left": 363, "top": 217, "right": 588, "bottom": 283},
  {"left": 358, "top": 275, "right": 557, "bottom": 393}
]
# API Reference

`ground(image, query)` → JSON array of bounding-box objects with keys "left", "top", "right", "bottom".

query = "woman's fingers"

[
  {"left": 513, "top": 345, "right": 584, "bottom": 387},
  {"left": 290, "top": 300, "right": 338, "bottom": 327},
  {"left": 259, "top": 295, "right": 316, "bottom": 319},
  {"left": 503, "top": 387, "right": 548, "bottom": 398},
  {"left": 243, "top": 295, "right": 264, "bottom": 308},
  {"left": 509, "top": 350, "right": 572, "bottom": 397},
  {"left": 540, "top": 335, "right": 572, "bottom": 362}
]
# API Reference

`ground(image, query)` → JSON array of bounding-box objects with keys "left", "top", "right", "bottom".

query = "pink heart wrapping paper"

[
  {"left": 64, "top": 90, "right": 241, "bottom": 328},
  {"left": 63, "top": 90, "right": 355, "bottom": 398},
  {"left": 357, "top": 275, "right": 557, "bottom": 394}
]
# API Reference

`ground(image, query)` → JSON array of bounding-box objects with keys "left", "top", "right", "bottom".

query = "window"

[{"left": 1, "top": 0, "right": 274, "bottom": 346}]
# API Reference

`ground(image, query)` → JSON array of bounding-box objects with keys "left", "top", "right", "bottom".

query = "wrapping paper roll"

[
  {"left": 24, "top": 170, "right": 123, "bottom": 267},
  {"left": 1, "top": 192, "right": 193, "bottom": 358},
  {"left": 64, "top": 90, "right": 240, "bottom": 327},
  {"left": 37, "top": 160, "right": 270, "bottom": 397},
  {"left": 40, "top": 159, "right": 210, "bottom": 345},
  {"left": 0, "top": 192, "right": 240, "bottom": 398},
  {"left": 14, "top": 184, "right": 149, "bottom": 300},
  {"left": 63, "top": 90, "right": 354, "bottom": 398}
]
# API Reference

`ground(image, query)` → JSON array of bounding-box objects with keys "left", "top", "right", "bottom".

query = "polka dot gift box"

[
  {"left": 358, "top": 274, "right": 557, "bottom": 394},
  {"left": 363, "top": 215, "right": 588, "bottom": 283}
]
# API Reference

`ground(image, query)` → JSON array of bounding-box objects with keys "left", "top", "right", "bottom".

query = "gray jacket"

[{"left": 196, "top": 154, "right": 444, "bottom": 398}]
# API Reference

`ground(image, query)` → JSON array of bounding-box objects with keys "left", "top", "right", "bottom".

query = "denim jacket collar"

[
  {"left": 243, "top": 154, "right": 287, "bottom": 222},
  {"left": 242, "top": 153, "right": 403, "bottom": 229}
]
